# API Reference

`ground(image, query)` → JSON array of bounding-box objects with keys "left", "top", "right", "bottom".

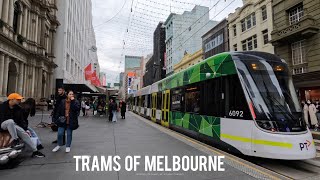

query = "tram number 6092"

[{"left": 228, "top": 110, "right": 243, "bottom": 118}]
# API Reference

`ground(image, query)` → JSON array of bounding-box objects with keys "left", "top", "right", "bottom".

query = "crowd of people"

[{"left": 0, "top": 86, "right": 127, "bottom": 159}]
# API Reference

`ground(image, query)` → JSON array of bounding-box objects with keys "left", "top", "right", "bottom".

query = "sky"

[{"left": 91, "top": 0, "right": 243, "bottom": 84}]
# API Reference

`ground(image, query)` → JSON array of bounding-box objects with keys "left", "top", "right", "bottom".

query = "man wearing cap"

[{"left": 0, "top": 93, "right": 45, "bottom": 158}]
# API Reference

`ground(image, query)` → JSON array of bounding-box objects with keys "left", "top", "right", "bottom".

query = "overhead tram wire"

[
  {"left": 145, "top": 0, "right": 192, "bottom": 10},
  {"left": 172, "top": 0, "right": 236, "bottom": 56},
  {"left": 169, "top": 0, "right": 222, "bottom": 44}
]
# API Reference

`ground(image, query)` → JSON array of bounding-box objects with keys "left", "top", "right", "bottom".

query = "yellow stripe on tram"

[{"left": 221, "top": 134, "right": 293, "bottom": 149}]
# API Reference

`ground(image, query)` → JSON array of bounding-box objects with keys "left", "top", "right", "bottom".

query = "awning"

[
  {"left": 96, "top": 86, "right": 107, "bottom": 94},
  {"left": 63, "top": 83, "right": 98, "bottom": 93}
]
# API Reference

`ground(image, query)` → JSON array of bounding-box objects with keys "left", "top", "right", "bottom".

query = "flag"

[
  {"left": 91, "top": 70, "right": 102, "bottom": 87},
  {"left": 84, "top": 63, "right": 92, "bottom": 80}
]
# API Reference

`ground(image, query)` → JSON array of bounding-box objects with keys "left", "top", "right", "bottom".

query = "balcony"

[{"left": 271, "top": 15, "right": 319, "bottom": 44}]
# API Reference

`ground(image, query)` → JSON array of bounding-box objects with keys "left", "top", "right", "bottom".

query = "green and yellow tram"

[{"left": 132, "top": 51, "right": 316, "bottom": 160}]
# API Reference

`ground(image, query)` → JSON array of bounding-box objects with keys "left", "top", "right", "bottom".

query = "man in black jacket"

[
  {"left": 0, "top": 93, "right": 45, "bottom": 158},
  {"left": 51, "top": 87, "right": 67, "bottom": 144}
]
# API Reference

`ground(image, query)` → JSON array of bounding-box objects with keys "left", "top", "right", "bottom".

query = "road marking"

[{"left": 130, "top": 112, "right": 291, "bottom": 180}]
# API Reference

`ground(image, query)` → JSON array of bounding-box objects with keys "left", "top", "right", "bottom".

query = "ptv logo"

[{"left": 299, "top": 140, "right": 311, "bottom": 151}]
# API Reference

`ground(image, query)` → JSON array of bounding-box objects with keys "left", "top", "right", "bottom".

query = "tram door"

[
  {"left": 151, "top": 93, "right": 157, "bottom": 122},
  {"left": 161, "top": 90, "right": 170, "bottom": 127}
]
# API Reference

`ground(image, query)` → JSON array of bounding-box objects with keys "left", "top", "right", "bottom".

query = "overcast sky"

[{"left": 91, "top": 0, "right": 243, "bottom": 84}]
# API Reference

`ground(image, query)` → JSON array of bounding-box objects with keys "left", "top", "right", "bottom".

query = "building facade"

[
  {"left": 202, "top": 19, "right": 229, "bottom": 59},
  {"left": 124, "top": 55, "right": 142, "bottom": 70},
  {"left": 124, "top": 67, "right": 141, "bottom": 100},
  {"left": 228, "top": 0, "right": 274, "bottom": 53},
  {"left": 144, "top": 22, "right": 166, "bottom": 87},
  {"left": 153, "top": 22, "right": 166, "bottom": 81},
  {"left": 143, "top": 55, "right": 154, "bottom": 87},
  {"left": 271, "top": 0, "right": 320, "bottom": 101},
  {"left": 164, "top": 5, "right": 217, "bottom": 76},
  {"left": 174, "top": 49, "right": 203, "bottom": 73},
  {"left": 54, "top": 0, "right": 99, "bottom": 92},
  {"left": 0, "top": 0, "right": 59, "bottom": 101}
]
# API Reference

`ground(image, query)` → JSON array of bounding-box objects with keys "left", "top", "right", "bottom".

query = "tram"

[{"left": 131, "top": 51, "right": 316, "bottom": 160}]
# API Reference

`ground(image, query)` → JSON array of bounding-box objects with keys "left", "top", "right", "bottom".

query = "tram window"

[
  {"left": 141, "top": 96, "right": 145, "bottom": 107},
  {"left": 203, "top": 78, "right": 221, "bottom": 116},
  {"left": 224, "top": 75, "right": 251, "bottom": 119},
  {"left": 185, "top": 85, "right": 201, "bottom": 113},
  {"left": 147, "top": 95, "right": 151, "bottom": 108},
  {"left": 171, "top": 88, "right": 182, "bottom": 111},
  {"left": 157, "top": 92, "right": 162, "bottom": 109}
]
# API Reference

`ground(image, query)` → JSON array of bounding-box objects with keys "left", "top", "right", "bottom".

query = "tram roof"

[{"left": 138, "top": 51, "right": 283, "bottom": 94}]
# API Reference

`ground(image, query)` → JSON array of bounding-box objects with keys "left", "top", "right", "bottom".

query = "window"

[
  {"left": 242, "top": 41, "right": 247, "bottom": 51},
  {"left": 66, "top": 54, "right": 70, "bottom": 72},
  {"left": 293, "top": 67, "right": 307, "bottom": 75},
  {"left": 171, "top": 89, "right": 183, "bottom": 112},
  {"left": 147, "top": 95, "right": 151, "bottom": 108},
  {"left": 185, "top": 85, "right": 200, "bottom": 113},
  {"left": 224, "top": 75, "right": 251, "bottom": 119},
  {"left": 291, "top": 40, "right": 306, "bottom": 65},
  {"left": 261, "top": 6, "right": 267, "bottom": 20},
  {"left": 242, "top": 35, "right": 257, "bottom": 51},
  {"left": 233, "top": 24, "right": 237, "bottom": 36},
  {"left": 241, "top": 13, "right": 256, "bottom": 32},
  {"left": 262, "top": 29, "right": 268, "bottom": 44},
  {"left": 202, "top": 78, "right": 222, "bottom": 116},
  {"left": 157, "top": 92, "right": 162, "bottom": 109},
  {"left": 289, "top": 4, "right": 303, "bottom": 25},
  {"left": 241, "top": 20, "right": 246, "bottom": 32},
  {"left": 13, "top": 2, "right": 20, "bottom": 33},
  {"left": 233, "top": 44, "right": 237, "bottom": 51}
]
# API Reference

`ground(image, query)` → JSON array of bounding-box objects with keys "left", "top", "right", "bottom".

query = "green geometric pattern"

[
  {"left": 158, "top": 52, "right": 236, "bottom": 91},
  {"left": 170, "top": 111, "right": 220, "bottom": 139}
]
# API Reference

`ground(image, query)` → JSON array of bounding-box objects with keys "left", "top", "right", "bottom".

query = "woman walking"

[
  {"left": 111, "top": 99, "right": 118, "bottom": 122},
  {"left": 52, "top": 90, "right": 80, "bottom": 153},
  {"left": 120, "top": 100, "right": 126, "bottom": 119}
]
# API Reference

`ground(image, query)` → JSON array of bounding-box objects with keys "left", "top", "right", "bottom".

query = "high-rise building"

[
  {"left": 0, "top": 0, "right": 59, "bottom": 101},
  {"left": 202, "top": 19, "right": 229, "bottom": 59},
  {"left": 227, "top": 0, "right": 274, "bottom": 53},
  {"left": 125, "top": 55, "right": 143, "bottom": 70},
  {"left": 54, "top": 0, "right": 99, "bottom": 93},
  {"left": 271, "top": 0, "right": 320, "bottom": 101},
  {"left": 164, "top": 5, "right": 217, "bottom": 76}
]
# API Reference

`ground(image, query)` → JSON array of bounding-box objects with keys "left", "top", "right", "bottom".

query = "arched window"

[{"left": 13, "top": 1, "right": 20, "bottom": 33}]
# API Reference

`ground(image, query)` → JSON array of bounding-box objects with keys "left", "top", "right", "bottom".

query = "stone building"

[
  {"left": 0, "top": 0, "right": 59, "bottom": 101},
  {"left": 271, "top": 0, "right": 320, "bottom": 101},
  {"left": 228, "top": 0, "right": 274, "bottom": 53}
]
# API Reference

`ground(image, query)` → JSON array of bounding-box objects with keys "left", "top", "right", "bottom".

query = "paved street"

[{"left": 0, "top": 111, "right": 257, "bottom": 180}]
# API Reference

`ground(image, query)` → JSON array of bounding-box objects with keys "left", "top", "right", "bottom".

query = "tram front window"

[{"left": 235, "top": 59, "right": 306, "bottom": 132}]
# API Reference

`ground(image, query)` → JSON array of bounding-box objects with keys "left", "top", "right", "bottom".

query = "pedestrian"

[
  {"left": 51, "top": 87, "right": 67, "bottom": 144},
  {"left": 52, "top": 90, "right": 80, "bottom": 153},
  {"left": 0, "top": 93, "right": 45, "bottom": 157},
  {"left": 120, "top": 100, "right": 126, "bottom": 119},
  {"left": 108, "top": 99, "right": 113, "bottom": 122},
  {"left": 304, "top": 100, "right": 318, "bottom": 129},
  {"left": 315, "top": 100, "right": 320, "bottom": 125},
  {"left": 81, "top": 99, "right": 86, "bottom": 116},
  {"left": 85, "top": 100, "right": 90, "bottom": 116},
  {"left": 20, "top": 98, "right": 44, "bottom": 150}
]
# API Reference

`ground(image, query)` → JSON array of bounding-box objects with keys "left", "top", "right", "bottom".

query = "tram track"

[{"left": 242, "top": 156, "right": 320, "bottom": 179}]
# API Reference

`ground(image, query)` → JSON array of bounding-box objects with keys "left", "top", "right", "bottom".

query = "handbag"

[{"left": 56, "top": 116, "right": 66, "bottom": 124}]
